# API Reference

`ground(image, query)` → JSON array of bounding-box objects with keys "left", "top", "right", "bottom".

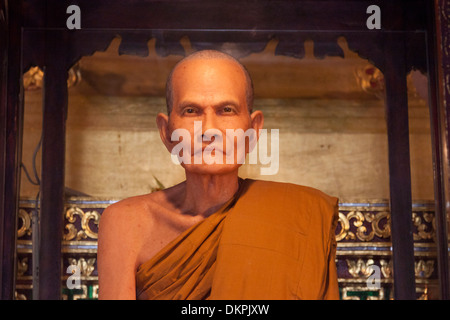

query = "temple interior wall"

[{"left": 20, "top": 94, "right": 433, "bottom": 201}]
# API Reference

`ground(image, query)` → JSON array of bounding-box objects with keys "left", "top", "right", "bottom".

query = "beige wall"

[{"left": 20, "top": 90, "right": 434, "bottom": 201}]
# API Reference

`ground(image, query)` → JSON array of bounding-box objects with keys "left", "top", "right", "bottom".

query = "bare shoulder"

[
  {"left": 98, "top": 191, "right": 164, "bottom": 242},
  {"left": 97, "top": 186, "right": 187, "bottom": 299},
  {"left": 101, "top": 193, "right": 153, "bottom": 221},
  {"left": 97, "top": 191, "right": 166, "bottom": 296},
  {"left": 95, "top": 192, "right": 157, "bottom": 298},
  {"left": 97, "top": 186, "right": 181, "bottom": 257}
]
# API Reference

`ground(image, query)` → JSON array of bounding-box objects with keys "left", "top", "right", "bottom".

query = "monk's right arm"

[{"left": 97, "top": 205, "right": 139, "bottom": 300}]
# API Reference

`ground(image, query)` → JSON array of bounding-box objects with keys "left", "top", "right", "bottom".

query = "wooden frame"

[{"left": 1, "top": 0, "right": 449, "bottom": 300}]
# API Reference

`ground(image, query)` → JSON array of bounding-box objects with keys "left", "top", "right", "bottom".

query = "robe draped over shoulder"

[{"left": 135, "top": 178, "right": 339, "bottom": 300}]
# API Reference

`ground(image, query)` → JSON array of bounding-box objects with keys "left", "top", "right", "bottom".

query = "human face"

[{"left": 164, "top": 58, "right": 259, "bottom": 174}]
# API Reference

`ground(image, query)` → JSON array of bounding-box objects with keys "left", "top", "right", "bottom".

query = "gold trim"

[
  {"left": 62, "top": 248, "right": 98, "bottom": 254},
  {"left": 63, "top": 240, "right": 99, "bottom": 246},
  {"left": 336, "top": 250, "right": 393, "bottom": 256},
  {"left": 338, "top": 279, "right": 392, "bottom": 284},
  {"left": 337, "top": 279, "right": 438, "bottom": 284},
  {"left": 336, "top": 250, "right": 438, "bottom": 257},
  {"left": 61, "top": 276, "right": 98, "bottom": 281},
  {"left": 15, "top": 284, "right": 33, "bottom": 289},
  {"left": 337, "top": 242, "right": 392, "bottom": 247}
]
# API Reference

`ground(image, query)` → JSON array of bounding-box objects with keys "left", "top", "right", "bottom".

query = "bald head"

[{"left": 165, "top": 50, "right": 254, "bottom": 115}]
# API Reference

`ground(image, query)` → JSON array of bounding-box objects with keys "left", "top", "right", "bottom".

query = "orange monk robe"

[{"left": 135, "top": 178, "right": 339, "bottom": 300}]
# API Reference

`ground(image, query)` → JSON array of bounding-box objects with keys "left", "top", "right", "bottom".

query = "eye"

[
  {"left": 183, "top": 107, "right": 197, "bottom": 115},
  {"left": 222, "top": 106, "right": 235, "bottom": 113}
]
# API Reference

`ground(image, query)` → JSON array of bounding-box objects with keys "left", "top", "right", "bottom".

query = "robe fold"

[{"left": 136, "top": 178, "right": 339, "bottom": 300}]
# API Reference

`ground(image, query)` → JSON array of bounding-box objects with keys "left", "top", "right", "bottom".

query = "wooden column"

[
  {"left": 430, "top": 0, "right": 450, "bottom": 300},
  {"left": 384, "top": 33, "right": 416, "bottom": 300},
  {"left": 38, "top": 31, "right": 68, "bottom": 300},
  {"left": 0, "top": 0, "right": 23, "bottom": 300}
]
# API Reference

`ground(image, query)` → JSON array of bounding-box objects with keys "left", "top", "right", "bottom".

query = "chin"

[{"left": 182, "top": 163, "right": 241, "bottom": 175}]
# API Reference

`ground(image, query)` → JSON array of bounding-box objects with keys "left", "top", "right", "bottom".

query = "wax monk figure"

[{"left": 97, "top": 50, "right": 339, "bottom": 300}]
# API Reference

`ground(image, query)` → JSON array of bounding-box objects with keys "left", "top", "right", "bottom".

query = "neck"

[{"left": 180, "top": 170, "right": 240, "bottom": 217}]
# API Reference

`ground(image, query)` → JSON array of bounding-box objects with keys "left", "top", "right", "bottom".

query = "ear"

[
  {"left": 250, "top": 110, "right": 264, "bottom": 140},
  {"left": 156, "top": 113, "right": 173, "bottom": 152},
  {"left": 244, "top": 110, "right": 264, "bottom": 155}
]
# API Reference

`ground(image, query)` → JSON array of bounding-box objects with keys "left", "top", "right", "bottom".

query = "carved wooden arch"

[{"left": 22, "top": 29, "right": 428, "bottom": 74}]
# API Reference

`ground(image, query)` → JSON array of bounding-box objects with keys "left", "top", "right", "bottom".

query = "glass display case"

[{"left": 1, "top": 0, "right": 449, "bottom": 300}]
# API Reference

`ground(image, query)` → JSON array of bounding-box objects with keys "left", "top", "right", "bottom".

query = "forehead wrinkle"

[
  {"left": 172, "top": 59, "right": 246, "bottom": 102},
  {"left": 177, "top": 99, "right": 241, "bottom": 110},
  {"left": 166, "top": 50, "right": 254, "bottom": 115}
]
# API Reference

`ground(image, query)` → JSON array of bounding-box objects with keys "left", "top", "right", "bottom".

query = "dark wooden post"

[
  {"left": 0, "top": 0, "right": 23, "bottom": 300},
  {"left": 38, "top": 31, "right": 68, "bottom": 300},
  {"left": 429, "top": 0, "right": 450, "bottom": 300},
  {"left": 384, "top": 33, "right": 416, "bottom": 300}
]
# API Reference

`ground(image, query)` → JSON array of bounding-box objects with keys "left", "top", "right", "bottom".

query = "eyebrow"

[{"left": 176, "top": 100, "right": 242, "bottom": 112}]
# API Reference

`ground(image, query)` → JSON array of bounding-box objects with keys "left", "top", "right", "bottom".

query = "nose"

[
  {"left": 202, "top": 110, "right": 218, "bottom": 132},
  {"left": 201, "top": 110, "right": 220, "bottom": 141}
]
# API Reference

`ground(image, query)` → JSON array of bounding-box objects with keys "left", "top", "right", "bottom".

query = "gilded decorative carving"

[
  {"left": 379, "top": 259, "right": 393, "bottom": 279},
  {"left": 415, "top": 260, "right": 435, "bottom": 279},
  {"left": 337, "top": 209, "right": 436, "bottom": 242},
  {"left": 417, "top": 286, "right": 429, "bottom": 300},
  {"left": 366, "top": 211, "right": 391, "bottom": 239},
  {"left": 23, "top": 67, "right": 43, "bottom": 90},
  {"left": 337, "top": 210, "right": 390, "bottom": 242},
  {"left": 23, "top": 64, "right": 81, "bottom": 90},
  {"left": 14, "top": 291, "right": 27, "bottom": 300},
  {"left": 412, "top": 212, "right": 435, "bottom": 241},
  {"left": 92, "top": 284, "right": 99, "bottom": 299},
  {"left": 17, "top": 209, "right": 32, "bottom": 238},
  {"left": 64, "top": 207, "right": 100, "bottom": 241},
  {"left": 67, "top": 64, "right": 82, "bottom": 87},
  {"left": 67, "top": 257, "right": 96, "bottom": 277},
  {"left": 336, "top": 212, "right": 350, "bottom": 241},
  {"left": 346, "top": 258, "right": 375, "bottom": 278},
  {"left": 354, "top": 65, "right": 385, "bottom": 98},
  {"left": 16, "top": 197, "right": 441, "bottom": 300},
  {"left": 346, "top": 258, "right": 434, "bottom": 280},
  {"left": 21, "top": 198, "right": 437, "bottom": 244},
  {"left": 17, "top": 257, "right": 28, "bottom": 277}
]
